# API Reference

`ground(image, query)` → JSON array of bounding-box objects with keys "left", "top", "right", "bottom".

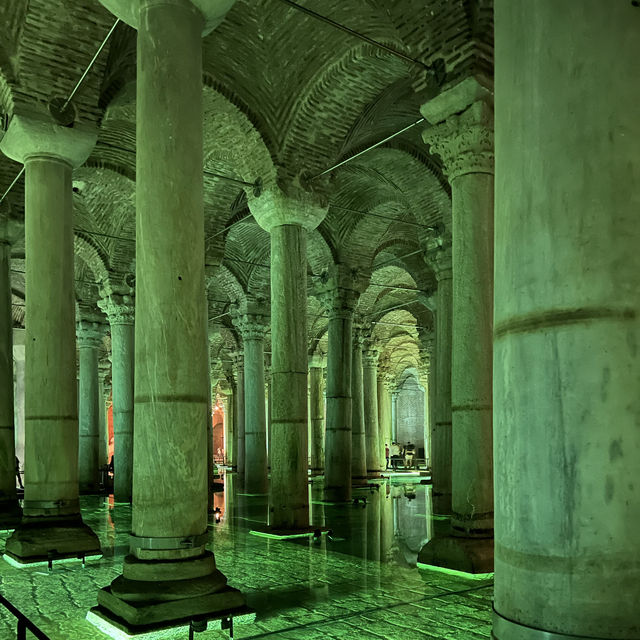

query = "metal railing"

[{"left": 0, "top": 594, "right": 51, "bottom": 640}]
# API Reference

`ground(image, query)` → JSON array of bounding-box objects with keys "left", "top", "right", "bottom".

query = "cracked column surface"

[
  {"left": 308, "top": 356, "right": 325, "bottom": 476},
  {"left": 99, "top": 293, "right": 134, "bottom": 503},
  {"left": 418, "top": 77, "right": 494, "bottom": 573},
  {"left": 362, "top": 345, "right": 380, "bottom": 476},
  {"left": 234, "top": 308, "right": 269, "bottom": 494},
  {"left": 250, "top": 185, "right": 327, "bottom": 530},
  {"left": 493, "top": 2, "right": 640, "bottom": 638},
  {"left": 351, "top": 329, "right": 367, "bottom": 484},
  {"left": 0, "top": 203, "right": 20, "bottom": 528},
  {"left": 0, "top": 110, "right": 100, "bottom": 561},
  {"left": 77, "top": 320, "right": 104, "bottom": 493},
  {"left": 93, "top": 0, "right": 245, "bottom": 630}
]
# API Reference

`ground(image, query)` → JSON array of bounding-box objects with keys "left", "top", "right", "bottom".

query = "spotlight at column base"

[
  {"left": 87, "top": 604, "right": 255, "bottom": 639},
  {"left": 93, "top": 581, "right": 247, "bottom": 631},
  {"left": 4, "top": 517, "right": 101, "bottom": 564},
  {"left": 418, "top": 535, "right": 493, "bottom": 575}
]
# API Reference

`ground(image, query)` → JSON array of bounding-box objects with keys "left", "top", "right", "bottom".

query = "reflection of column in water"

[
  {"left": 380, "top": 484, "right": 394, "bottom": 563},
  {"left": 425, "top": 485, "right": 434, "bottom": 542},
  {"left": 366, "top": 489, "right": 381, "bottom": 562},
  {"left": 224, "top": 472, "right": 235, "bottom": 530}
]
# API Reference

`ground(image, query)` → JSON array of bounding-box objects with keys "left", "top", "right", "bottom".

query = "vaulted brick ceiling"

[{"left": 0, "top": 0, "right": 493, "bottom": 384}]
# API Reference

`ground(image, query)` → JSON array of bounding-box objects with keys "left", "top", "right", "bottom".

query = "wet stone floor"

[{"left": 0, "top": 475, "right": 493, "bottom": 639}]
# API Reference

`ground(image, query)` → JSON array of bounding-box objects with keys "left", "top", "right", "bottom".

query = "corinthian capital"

[
  {"left": 98, "top": 292, "right": 135, "bottom": 326},
  {"left": 421, "top": 77, "right": 494, "bottom": 181}
]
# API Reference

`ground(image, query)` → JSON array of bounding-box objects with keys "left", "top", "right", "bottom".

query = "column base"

[
  {"left": 417, "top": 535, "right": 494, "bottom": 576},
  {"left": 0, "top": 499, "right": 22, "bottom": 531},
  {"left": 93, "top": 553, "right": 246, "bottom": 631},
  {"left": 351, "top": 476, "right": 369, "bottom": 487},
  {"left": 367, "top": 470, "right": 382, "bottom": 479},
  {"left": 4, "top": 516, "right": 101, "bottom": 564},
  {"left": 323, "top": 486, "right": 351, "bottom": 503}
]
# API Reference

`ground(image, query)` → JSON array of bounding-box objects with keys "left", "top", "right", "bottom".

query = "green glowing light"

[
  {"left": 249, "top": 529, "right": 328, "bottom": 540},
  {"left": 3, "top": 553, "right": 103, "bottom": 569},
  {"left": 416, "top": 561, "right": 493, "bottom": 580}
]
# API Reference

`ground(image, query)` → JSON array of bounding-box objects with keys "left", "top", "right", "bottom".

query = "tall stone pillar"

[
  {"left": 377, "top": 372, "right": 392, "bottom": 466},
  {"left": 221, "top": 386, "right": 234, "bottom": 467},
  {"left": 493, "top": 2, "right": 640, "bottom": 637},
  {"left": 264, "top": 353, "right": 272, "bottom": 469},
  {"left": 429, "top": 245, "right": 453, "bottom": 512},
  {"left": 0, "top": 204, "right": 20, "bottom": 527},
  {"left": 77, "top": 319, "right": 104, "bottom": 493},
  {"left": 231, "top": 351, "right": 245, "bottom": 477},
  {"left": 249, "top": 186, "right": 327, "bottom": 529},
  {"left": 350, "top": 328, "right": 367, "bottom": 484},
  {"left": 98, "top": 360, "right": 112, "bottom": 469},
  {"left": 319, "top": 265, "right": 362, "bottom": 502},
  {"left": 308, "top": 356, "right": 325, "bottom": 475},
  {"left": 362, "top": 345, "right": 380, "bottom": 475},
  {"left": 418, "top": 333, "right": 434, "bottom": 468},
  {"left": 92, "top": 0, "right": 244, "bottom": 630},
  {"left": 391, "top": 390, "right": 398, "bottom": 442},
  {"left": 0, "top": 110, "right": 100, "bottom": 561},
  {"left": 233, "top": 306, "right": 269, "bottom": 494},
  {"left": 418, "top": 78, "right": 494, "bottom": 572},
  {"left": 99, "top": 293, "right": 134, "bottom": 502}
]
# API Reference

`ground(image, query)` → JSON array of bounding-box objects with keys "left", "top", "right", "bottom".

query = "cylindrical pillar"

[
  {"left": 377, "top": 375, "right": 392, "bottom": 467},
  {"left": 493, "top": 2, "right": 640, "bottom": 637},
  {"left": 308, "top": 357, "right": 325, "bottom": 475},
  {"left": 0, "top": 206, "right": 20, "bottom": 525},
  {"left": 417, "top": 79, "right": 494, "bottom": 574},
  {"left": 222, "top": 388, "right": 234, "bottom": 467},
  {"left": 324, "top": 292, "right": 355, "bottom": 502},
  {"left": 362, "top": 347, "right": 380, "bottom": 475},
  {"left": 431, "top": 249, "right": 452, "bottom": 512},
  {"left": 77, "top": 321, "right": 104, "bottom": 493},
  {"left": 99, "top": 294, "right": 135, "bottom": 502},
  {"left": 0, "top": 113, "right": 100, "bottom": 561},
  {"left": 249, "top": 188, "right": 326, "bottom": 530},
  {"left": 93, "top": 0, "right": 244, "bottom": 628},
  {"left": 235, "top": 314, "right": 268, "bottom": 494},
  {"left": 232, "top": 353, "right": 245, "bottom": 477},
  {"left": 351, "top": 331, "right": 367, "bottom": 484}
]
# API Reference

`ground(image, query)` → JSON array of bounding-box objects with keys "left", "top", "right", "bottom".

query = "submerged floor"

[{"left": 0, "top": 475, "right": 493, "bottom": 639}]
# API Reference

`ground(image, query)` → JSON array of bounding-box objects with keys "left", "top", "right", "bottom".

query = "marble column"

[
  {"left": 249, "top": 186, "right": 326, "bottom": 530},
  {"left": 93, "top": 0, "right": 244, "bottom": 629},
  {"left": 99, "top": 293, "right": 134, "bottom": 502},
  {"left": 98, "top": 361, "right": 112, "bottom": 469},
  {"left": 351, "top": 329, "right": 367, "bottom": 484},
  {"left": 377, "top": 373, "right": 392, "bottom": 467},
  {"left": 77, "top": 320, "right": 104, "bottom": 493},
  {"left": 0, "top": 204, "right": 20, "bottom": 527},
  {"left": 430, "top": 246, "right": 453, "bottom": 512},
  {"left": 362, "top": 345, "right": 380, "bottom": 475},
  {"left": 231, "top": 351, "right": 245, "bottom": 478},
  {"left": 418, "top": 78, "right": 494, "bottom": 572},
  {"left": 222, "top": 387, "right": 234, "bottom": 467},
  {"left": 308, "top": 356, "right": 325, "bottom": 475},
  {"left": 493, "top": 2, "right": 640, "bottom": 637},
  {"left": 13, "top": 338, "right": 25, "bottom": 468},
  {"left": 391, "top": 390, "right": 398, "bottom": 442},
  {"left": 234, "top": 309, "right": 269, "bottom": 494},
  {"left": 418, "top": 334, "right": 434, "bottom": 468},
  {"left": 321, "top": 267, "right": 361, "bottom": 503},
  {"left": 0, "top": 110, "right": 100, "bottom": 561}
]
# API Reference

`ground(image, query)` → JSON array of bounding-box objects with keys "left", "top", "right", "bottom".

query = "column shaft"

[
  {"left": 362, "top": 357, "right": 380, "bottom": 474},
  {"left": 78, "top": 339, "right": 101, "bottom": 492},
  {"left": 493, "top": 1, "right": 640, "bottom": 637},
  {"left": 24, "top": 158, "right": 79, "bottom": 516},
  {"left": 308, "top": 366, "right": 324, "bottom": 474},
  {"left": 109, "top": 321, "right": 134, "bottom": 502},
  {"left": 0, "top": 229, "right": 18, "bottom": 518},
  {"left": 234, "top": 362, "right": 245, "bottom": 477},
  {"left": 325, "top": 313, "right": 353, "bottom": 501},
  {"left": 243, "top": 337, "right": 267, "bottom": 493},
  {"left": 351, "top": 337, "right": 367, "bottom": 482},
  {"left": 223, "top": 391, "right": 234, "bottom": 467},
  {"left": 433, "top": 261, "right": 452, "bottom": 512},
  {"left": 269, "top": 224, "right": 309, "bottom": 528},
  {"left": 451, "top": 171, "right": 493, "bottom": 535}
]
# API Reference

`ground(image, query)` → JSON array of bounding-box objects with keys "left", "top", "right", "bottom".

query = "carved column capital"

[
  {"left": 232, "top": 314, "right": 269, "bottom": 343},
  {"left": 423, "top": 100, "right": 494, "bottom": 181},
  {"left": 77, "top": 320, "right": 105, "bottom": 349},
  {"left": 98, "top": 293, "right": 135, "bottom": 326},
  {"left": 315, "top": 264, "right": 369, "bottom": 320}
]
